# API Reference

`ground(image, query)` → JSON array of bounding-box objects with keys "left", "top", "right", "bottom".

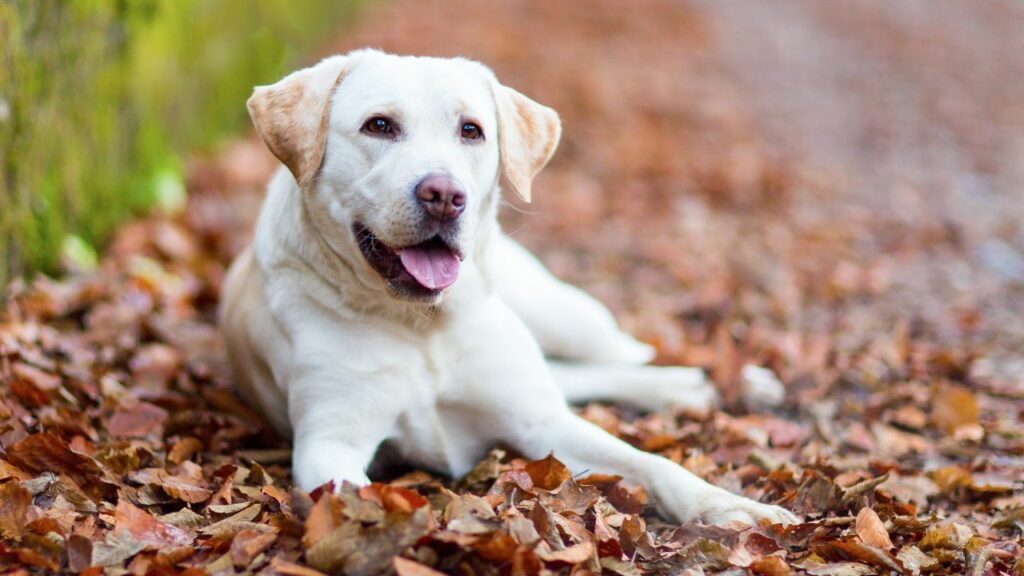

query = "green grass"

[{"left": 0, "top": 0, "right": 364, "bottom": 285}]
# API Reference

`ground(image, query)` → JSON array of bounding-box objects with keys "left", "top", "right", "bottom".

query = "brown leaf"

[
  {"left": 114, "top": 499, "right": 191, "bottom": 548},
  {"left": 363, "top": 484, "right": 429, "bottom": 513},
  {"left": 230, "top": 528, "right": 277, "bottom": 567},
  {"left": 804, "top": 562, "right": 874, "bottom": 576},
  {"left": 307, "top": 508, "right": 431, "bottom": 576},
  {"left": 813, "top": 540, "right": 902, "bottom": 573},
  {"left": 5, "top": 433, "right": 103, "bottom": 490},
  {"left": 198, "top": 503, "right": 265, "bottom": 539},
  {"left": 750, "top": 556, "right": 793, "bottom": 576},
  {"left": 524, "top": 454, "right": 571, "bottom": 491},
  {"left": 393, "top": 556, "right": 447, "bottom": 576},
  {"left": 303, "top": 493, "right": 345, "bottom": 549},
  {"left": 932, "top": 465, "right": 972, "bottom": 494},
  {"left": 131, "top": 467, "right": 213, "bottom": 504},
  {"left": 267, "top": 556, "right": 328, "bottom": 576},
  {"left": 919, "top": 522, "right": 974, "bottom": 550},
  {"left": 792, "top": 471, "right": 843, "bottom": 515},
  {"left": 66, "top": 533, "right": 94, "bottom": 572},
  {"left": 107, "top": 401, "right": 169, "bottom": 438},
  {"left": 0, "top": 480, "right": 32, "bottom": 541},
  {"left": 896, "top": 546, "right": 938, "bottom": 574},
  {"left": 536, "top": 540, "right": 595, "bottom": 564},
  {"left": 606, "top": 481, "right": 648, "bottom": 514},
  {"left": 444, "top": 491, "right": 499, "bottom": 535},
  {"left": 854, "top": 507, "right": 893, "bottom": 550},
  {"left": 600, "top": 556, "right": 642, "bottom": 576},
  {"left": 619, "top": 514, "right": 657, "bottom": 560},
  {"left": 12, "top": 362, "right": 61, "bottom": 392},
  {"left": 512, "top": 546, "right": 543, "bottom": 576},
  {"left": 167, "top": 437, "right": 203, "bottom": 465},
  {"left": 676, "top": 538, "right": 733, "bottom": 571},
  {"left": 930, "top": 383, "right": 979, "bottom": 434},
  {"left": 472, "top": 531, "right": 519, "bottom": 562}
]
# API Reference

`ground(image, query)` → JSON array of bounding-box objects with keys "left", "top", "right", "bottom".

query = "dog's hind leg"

[
  {"left": 548, "top": 361, "right": 718, "bottom": 413},
  {"left": 490, "top": 235, "right": 654, "bottom": 364}
]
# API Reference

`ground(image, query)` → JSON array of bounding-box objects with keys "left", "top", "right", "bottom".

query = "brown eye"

[
  {"left": 461, "top": 122, "right": 483, "bottom": 141},
  {"left": 362, "top": 116, "right": 394, "bottom": 136}
]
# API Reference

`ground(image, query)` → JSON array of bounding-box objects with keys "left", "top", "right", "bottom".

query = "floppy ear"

[
  {"left": 247, "top": 55, "right": 349, "bottom": 188},
  {"left": 493, "top": 84, "right": 562, "bottom": 203}
]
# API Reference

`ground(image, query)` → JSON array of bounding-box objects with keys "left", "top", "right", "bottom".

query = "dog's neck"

[{"left": 252, "top": 169, "right": 499, "bottom": 330}]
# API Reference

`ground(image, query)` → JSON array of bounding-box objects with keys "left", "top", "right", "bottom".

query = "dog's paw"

[
  {"left": 607, "top": 335, "right": 657, "bottom": 365},
  {"left": 698, "top": 497, "right": 799, "bottom": 527},
  {"left": 654, "top": 481, "right": 799, "bottom": 527},
  {"left": 634, "top": 367, "right": 719, "bottom": 414},
  {"left": 740, "top": 364, "right": 786, "bottom": 410}
]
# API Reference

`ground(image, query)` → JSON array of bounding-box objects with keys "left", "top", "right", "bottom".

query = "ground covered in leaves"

[{"left": 3, "top": 1, "right": 1024, "bottom": 574}]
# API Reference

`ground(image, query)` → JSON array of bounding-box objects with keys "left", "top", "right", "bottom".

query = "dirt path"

[{"left": 1, "top": 1, "right": 1023, "bottom": 574}]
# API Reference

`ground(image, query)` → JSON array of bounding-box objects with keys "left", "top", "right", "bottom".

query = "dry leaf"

[
  {"left": 524, "top": 454, "right": 571, "bottom": 491},
  {"left": 930, "top": 384, "right": 979, "bottom": 434},
  {"left": 113, "top": 499, "right": 191, "bottom": 548},
  {"left": 854, "top": 507, "right": 893, "bottom": 550},
  {"left": 0, "top": 480, "right": 32, "bottom": 540}
]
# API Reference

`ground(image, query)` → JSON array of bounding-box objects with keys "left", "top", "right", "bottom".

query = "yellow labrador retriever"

[{"left": 220, "top": 49, "right": 796, "bottom": 525}]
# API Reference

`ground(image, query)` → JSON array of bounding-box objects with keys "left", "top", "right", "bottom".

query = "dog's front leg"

[
  {"left": 518, "top": 408, "right": 797, "bottom": 525},
  {"left": 287, "top": 365, "right": 403, "bottom": 490}
]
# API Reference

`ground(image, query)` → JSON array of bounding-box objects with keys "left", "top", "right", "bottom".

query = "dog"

[{"left": 220, "top": 49, "right": 797, "bottom": 526}]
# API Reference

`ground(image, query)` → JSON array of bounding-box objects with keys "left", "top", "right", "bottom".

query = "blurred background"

[
  {"left": 0, "top": 0, "right": 363, "bottom": 281},
  {"left": 2, "top": 0, "right": 1023, "bottom": 387}
]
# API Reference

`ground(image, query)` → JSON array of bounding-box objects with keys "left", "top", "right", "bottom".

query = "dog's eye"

[
  {"left": 362, "top": 116, "right": 394, "bottom": 136},
  {"left": 460, "top": 122, "right": 483, "bottom": 141}
]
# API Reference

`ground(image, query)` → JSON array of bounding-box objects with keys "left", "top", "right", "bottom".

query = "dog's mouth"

[{"left": 353, "top": 223, "right": 464, "bottom": 297}]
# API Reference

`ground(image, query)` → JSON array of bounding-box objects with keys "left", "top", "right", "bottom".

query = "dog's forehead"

[{"left": 340, "top": 54, "right": 494, "bottom": 116}]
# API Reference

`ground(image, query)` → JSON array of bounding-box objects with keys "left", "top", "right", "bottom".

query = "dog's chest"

[{"left": 390, "top": 329, "right": 493, "bottom": 477}]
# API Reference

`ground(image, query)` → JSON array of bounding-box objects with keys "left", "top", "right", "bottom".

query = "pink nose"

[{"left": 415, "top": 175, "right": 466, "bottom": 222}]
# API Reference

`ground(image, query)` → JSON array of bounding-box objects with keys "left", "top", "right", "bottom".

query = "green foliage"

[{"left": 0, "top": 0, "right": 362, "bottom": 284}]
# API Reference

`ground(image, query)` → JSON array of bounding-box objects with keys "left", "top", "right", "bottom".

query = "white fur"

[{"left": 220, "top": 50, "right": 796, "bottom": 526}]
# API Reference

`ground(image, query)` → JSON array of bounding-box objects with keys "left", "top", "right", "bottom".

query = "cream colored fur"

[{"left": 220, "top": 49, "right": 796, "bottom": 526}]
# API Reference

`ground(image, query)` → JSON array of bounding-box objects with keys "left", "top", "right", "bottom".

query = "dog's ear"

[
  {"left": 247, "top": 55, "right": 349, "bottom": 188},
  {"left": 493, "top": 84, "right": 562, "bottom": 203}
]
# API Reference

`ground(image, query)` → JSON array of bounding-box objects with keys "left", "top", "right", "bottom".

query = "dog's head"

[{"left": 247, "top": 49, "right": 561, "bottom": 302}]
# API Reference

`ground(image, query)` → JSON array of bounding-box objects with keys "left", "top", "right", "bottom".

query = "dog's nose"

[{"left": 415, "top": 175, "right": 466, "bottom": 222}]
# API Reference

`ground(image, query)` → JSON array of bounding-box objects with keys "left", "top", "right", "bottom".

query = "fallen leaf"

[
  {"left": 230, "top": 528, "right": 277, "bottom": 567},
  {"left": 267, "top": 557, "right": 328, "bottom": 576},
  {"left": 919, "top": 522, "right": 974, "bottom": 550},
  {"left": 524, "top": 454, "right": 571, "bottom": 491},
  {"left": 854, "top": 507, "right": 893, "bottom": 550},
  {"left": 66, "top": 533, "right": 94, "bottom": 572},
  {"left": 393, "top": 556, "right": 447, "bottom": 576},
  {"left": 0, "top": 481, "right": 32, "bottom": 540},
  {"left": 303, "top": 494, "right": 345, "bottom": 549},
  {"left": 91, "top": 531, "right": 149, "bottom": 567},
  {"left": 167, "top": 437, "right": 203, "bottom": 465},
  {"left": 750, "top": 556, "right": 793, "bottom": 576},
  {"left": 5, "top": 433, "right": 103, "bottom": 490},
  {"left": 930, "top": 383, "right": 979, "bottom": 433},
  {"left": 804, "top": 562, "right": 874, "bottom": 576},
  {"left": 536, "top": 540, "right": 595, "bottom": 564},
  {"left": 896, "top": 545, "right": 938, "bottom": 575},
  {"left": 107, "top": 402, "right": 169, "bottom": 438},
  {"left": 307, "top": 508, "right": 431, "bottom": 576},
  {"left": 813, "top": 540, "right": 902, "bottom": 573},
  {"left": 114, "top": 499, "right": 191, "bottom": 548}
]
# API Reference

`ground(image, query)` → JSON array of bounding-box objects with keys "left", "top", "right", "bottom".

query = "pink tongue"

[{"left": 398, "top": 244, "right": 461, "bottom": 290}]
